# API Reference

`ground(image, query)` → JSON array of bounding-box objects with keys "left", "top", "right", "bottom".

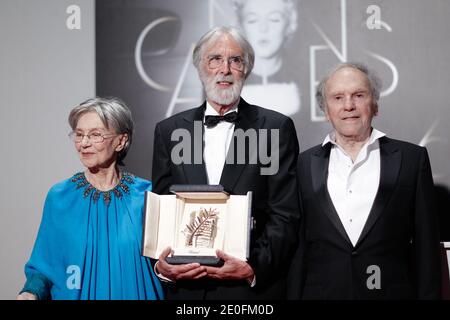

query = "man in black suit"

[
  {"left": 287, "top": 62, "right": 441, "bottom": 299},
  {"left": 151, "top": 26, "right": 300, "bottom": 299}
]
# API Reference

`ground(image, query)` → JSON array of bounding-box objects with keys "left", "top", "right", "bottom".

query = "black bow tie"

[{"left": 204, "top": 111, "right": 238, "bottom": 128}]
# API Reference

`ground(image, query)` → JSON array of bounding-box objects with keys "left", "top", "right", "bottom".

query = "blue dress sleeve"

[
  {"left": 21, "top": 187, "right": 59, "bottom": 299},
  {"left": 20, "top": 273, "right": 51, "bottom": 300}
]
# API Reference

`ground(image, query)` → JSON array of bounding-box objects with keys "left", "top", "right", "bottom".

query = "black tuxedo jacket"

[
  {"left": 152, "top": 98, "right": 300, "bottom": 299},
  {"left": 287, "top": 136, "right": 441, "bottom": 299}
]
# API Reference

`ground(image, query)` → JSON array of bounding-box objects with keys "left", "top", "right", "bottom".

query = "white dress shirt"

[
  {"left": 204, "top": 100, "right": 256, "bottom": 287},
  {"left": 324, "top": 128, "right": 386, "bottom": 246},
  {"left": 203, "top": 100, "right": 238, "bottom": 184},
  {"left": 155, "top": 100, "right": 258, "bottom": 285}
]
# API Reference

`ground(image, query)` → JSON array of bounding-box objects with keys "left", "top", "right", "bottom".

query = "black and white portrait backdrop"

[{"left": 96, "top": 0, "right": 450, "bottom": 238}]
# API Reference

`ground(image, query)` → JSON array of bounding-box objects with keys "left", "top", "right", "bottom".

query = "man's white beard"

[{"left": 200, "top": 72, "right": 244, "bottom": 106}]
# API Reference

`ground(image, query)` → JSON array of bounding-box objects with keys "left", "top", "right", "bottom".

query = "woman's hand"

[{"left": 16, "top": 292, "right": 38, "bottom": 300}]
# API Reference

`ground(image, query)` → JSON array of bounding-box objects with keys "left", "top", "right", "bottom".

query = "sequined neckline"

[{"left": 70, "top": 171, "right": 135, "bottom": 206}]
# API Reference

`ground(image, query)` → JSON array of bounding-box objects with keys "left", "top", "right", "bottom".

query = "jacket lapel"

[
  {"left": 178, "top": 103, "right": 208, "bottom": 185},
  {"left": 312, "top": 143, "right": 353, "bottom": 247},
  {"left": 220, "top": 98, "right": 260, "bottom": 192},
  {"left": 355, "top": 137, "right": 401, "bottom": 247}
]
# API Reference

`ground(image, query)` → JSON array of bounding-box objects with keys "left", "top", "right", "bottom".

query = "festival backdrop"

[{"left": 96, "top": 0, "right": 450, "bottom": 239}]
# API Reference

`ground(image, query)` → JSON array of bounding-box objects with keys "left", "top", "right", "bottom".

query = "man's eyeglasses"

[
  {"left": 207, "top": 55, "right": 245, "bottom": 71},
  {"left": 69, "top": 131, "right": 117, "bottom": 143}
]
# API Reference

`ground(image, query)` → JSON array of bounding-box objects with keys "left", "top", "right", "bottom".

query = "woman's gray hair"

[
  {"left": 192, "top": 26, "right": 255, "bottom": 79},
  {"left": 231, "top": 0, "right": 299, "bottom": 41},
  {"left": 68, "top": 97, "right": 134, "bottom": 166},
  {"left": 316, "top": 62, "right": 382, "bottom": 111}
]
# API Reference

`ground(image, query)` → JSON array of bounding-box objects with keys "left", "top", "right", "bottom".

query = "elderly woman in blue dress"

[{"left": 17, "top": 97, "right": 163, "bottom": 300}]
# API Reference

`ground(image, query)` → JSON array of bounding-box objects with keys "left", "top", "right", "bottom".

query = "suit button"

[
  {"left": 352, "top": 251, "right": 358, "bottom": 256},
  {"left": 251, "top": 217, "right": 256, "bottom": 230}
]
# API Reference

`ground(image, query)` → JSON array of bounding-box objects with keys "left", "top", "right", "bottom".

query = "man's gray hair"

[
  {"left": 192, "top": 26, "right": 255, "bottom": 79},
  {"left": 316, "top": 62, "right": 382, "bottom": 111},
  {"left": 68, "top": 97, "right": 134, "bottom": 166}
]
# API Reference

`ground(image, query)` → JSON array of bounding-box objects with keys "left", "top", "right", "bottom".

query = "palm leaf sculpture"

[{"left": 183, "top": 208, "right": 219, "bottom": 248}]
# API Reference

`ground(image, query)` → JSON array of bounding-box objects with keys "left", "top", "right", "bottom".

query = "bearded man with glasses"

[{"left": 151, "top": 26, "right": 300, "bottom": 300}]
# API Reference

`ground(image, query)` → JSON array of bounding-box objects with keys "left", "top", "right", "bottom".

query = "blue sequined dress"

[{"left": 21, "top": 172, "right": 163, "bottom": 300}]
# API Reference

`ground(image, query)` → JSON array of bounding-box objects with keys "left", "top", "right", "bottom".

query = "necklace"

[{"left": 70, "top": 171, "right": 135, "bottom": 205}]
